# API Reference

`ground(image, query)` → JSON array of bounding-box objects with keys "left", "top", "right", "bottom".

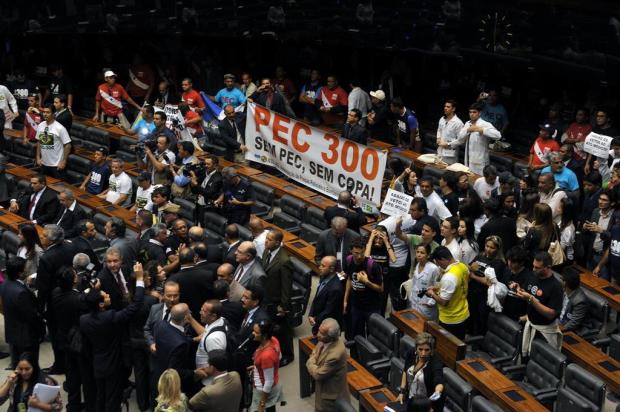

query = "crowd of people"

[{"left": 0, "top": 59, "right": 618, "bottom": 412}]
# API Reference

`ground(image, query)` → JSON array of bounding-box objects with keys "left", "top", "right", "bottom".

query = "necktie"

[
  {"left": 234, "top": 266, "right": 244, "bottom": 283},
  {"left": 316, "top": 279, "right": 327, "bottom": 297},
  {"left": 114, "top": 272, "right": 128, "bottom": 296},
  {"left": 263, "top": 251, "right": 272, "bottom": 266},
  {"left": 241, "top": 312, "right": 249, "bottom": 328},
  {"left": 57, "top": 208, "right": 68, "bottom": 224},
  {"left": 163, "top": 307, "right": 170, "bottom": 322},
  {"left": 27, "top": 193, "right": 37, "bottom": 219}
]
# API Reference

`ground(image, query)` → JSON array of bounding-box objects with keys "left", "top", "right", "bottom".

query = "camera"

[
  {"left": 417, "top": 288, "right": 428, "bottom": 298},
  {"left": 182, "top": 161, "right": 206, "bottom": 177},
  {"left": 78, "top": 263, "right": 99, "bottom": 290}
]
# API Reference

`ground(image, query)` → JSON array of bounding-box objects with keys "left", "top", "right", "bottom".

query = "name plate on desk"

[
  {"left": 104, "top": 205, "right": 117, "bottom": 212},
  {"left": 402, "top": 312, "right": 418, "bottom": 321},
  {"left": 602, "top": 286, "right": 620, "bottom": 295},
  {"left": 503, "top": 390, "right": 526, "bottom": 402},
  {"left": 347, "top": 363, "right": 356, "bottom": 373},
  {"left": 564, "top": 335, "right": 579, "bottom": 345},
  {"left": 469, "top": 361, "right": 487, "bottom": 372},
  {"left": 599, "top": 361, "right": 620, "bottom": 372},
  {"left": 290, "top": 241, "right": 307, "bottom": 249}
]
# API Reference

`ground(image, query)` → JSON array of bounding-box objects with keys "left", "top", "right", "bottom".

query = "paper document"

[{"left": 28, "top": 383, "right": 60, "bottom": 412}]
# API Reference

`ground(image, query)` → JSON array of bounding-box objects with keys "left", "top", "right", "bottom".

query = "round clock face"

[{"left": 479, "top": 12, "right": 513, "bottom": 52}]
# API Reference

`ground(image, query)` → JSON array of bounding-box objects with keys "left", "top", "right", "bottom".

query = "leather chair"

[
  {"left": 289, "top": 256, "right": 312, "bottom": 328},
  {"left": 86, "top": 127, "right": 110, "bottom": 147},
  {"left": 443, "top": 367, "right": 473, "bottom": 412},
  {"left": 333, "top": 398, "right": 356, "bottom": 412},
  {"left": 610, "top": 334, "right": 620, "bottom": 361},
  {"left": 299, "top": 206, "right": 327, "bottom": 245},
  {"left": 9, "top": 140, "right": 36, "bottom": 166},
  {"left": 116, "top": 136, "right": 137, "bottom": 163},
  {"left": 556, "top": 364, "right": 605, "bottom": 412},
  {"left": 71, "top": 122, "right": 88, "bottom": 140},
  {"left": 466, "top": 312, "right": 521, "bottom": 367},
  {"left": 470, "top": 396, "right": 503, "bottom": 412},
  {"left": 422, "top": 166, "right": 443, "bottom": 187},
  {"left": 386, "top": 336, "right": 417, "bottom": 391},
  {"left": 489, "top": 152, "right": 513, "bottom": 173},
  {"left": 66, "top": 154, "right": 91, "bottom": 185},
  {"left": 250, "top": 181, "right": 274, "bottom": 218},
  {"left": 272, "top": 195, "right": 306, "bottom": 234},
  {"left": 202, "top": 211, "right": 228, "bottom": 243},
  {"left": 0, "top": 231, "right": 20, "bottom": 257},
  {"left": 235, "top": 224, "right": 253, "bottom": 241},
  {"left": 503, "top": 340, "right": 566, "bottom": 408},
  {"left": 354, "top": 313, "right": 399, "bottom": 381},
  {"left": 174, "top": 198, "right": 196, "bottom": 224},
  {"left": 93, "top": 213, "right": 112, "bottom": 235},
  {"left": 579, "top": 288, "right": 609, "bottom": 343}
]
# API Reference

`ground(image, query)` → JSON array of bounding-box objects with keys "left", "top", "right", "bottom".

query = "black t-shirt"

[
  {"left": 469, "top": 255, "right": 505, "bottom": 296},
  {"left": 501, "top": 267, "right": 535, "bottom": 321},
  {"left": 46, "top": 75, "right": 74, "bottom": 104},
  {"left": 441, "top": 191, "right": 459, "bottom": 216},
  {"left": 526, "top": 275, "right": 563, "bottom": 325},
  {"left": 223, "top": 177, "right": 255, "bottom": 216},
  {"left": 9, "top": 79, "right": 39, "bottom": 110},
  {"left": 344, "top": 256, "right": 383, "bottom": 310},
  {"left": 369, "top": 243, "right": 389, "bottom": 276}
]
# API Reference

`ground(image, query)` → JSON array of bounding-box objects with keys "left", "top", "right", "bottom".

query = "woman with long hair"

[
  {"left": 155, "top": 369, "right": 188, "bottom": 412},
  {"left": 468, "top": 236, "right": 506, "bottom": 336},
  {"left": 365, "top": 225, "right": 397, "bottom": 314},
  {"left": 0, "top": 352, "right": 62, "bottom": 412},
  {"left": 394, "top": 167, "right": 419, "bottom": 197},
  {"left": 16, "top": 224, "right": 43, "bottom": 277},
  {"left": 523, "top": 203, "right": 557, "bottom": 257},
  {"left": 558, "top": 197, "right": 576, "bottom": 264},
  {"left": 407, "top": 244, "right": 441, "bottom": 321},
  {"left": 250, "top": 319, "right": 284, "bottom": 412},
  {"left": 516, "top": 191, "right": 540, "bottom": 239},
  {"left": 458, "top": 194, "right": 486, "bottom": 238},
  {"left": 456, "top": 218, "right": 479, "bottom": 265},
  {"left": 440, "top": 217, "right": 460, "bottom": 260}
]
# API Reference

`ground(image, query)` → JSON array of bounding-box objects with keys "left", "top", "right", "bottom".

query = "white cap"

[
  {"left": 104, "top": 70, "right": 116, "bottom": 78},
  {"left": 370, "top": 90, "right": 386, "bottom": 101}
]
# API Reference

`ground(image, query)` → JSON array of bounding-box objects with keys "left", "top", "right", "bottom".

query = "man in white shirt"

[
  {"left": 249, "top": 216, "right": 270, "bottom": 259},
  {"left": 99, "top": 159, "right": 133, "bottom": 207},
  {"left": 35, "top": 104, "right": 71, "bottom": 177},
  {"left": 436, "top": 99, "right": 464, "bottom": 164},
  {"left": 137, "top": 135, "right": 176, "bottom": 185},
  {"left": 418, "top": 177, "right": 452, "bottom": 221},
  {"left": 446, "top": 102, "right": 501, "bottom": 175},
  {"left": 473, "top": 165, "right": 499, "bottom": 201},
  {"left": 0, "top": 83, "right": 18, "bottom": 128},
  {"left": 131, "top": 171, "right": 160, "bottom": 213},
  {"left": 191, "top": 300, "right": 228, "bottom": 386},
  {"left": 538, "top": 173, "right": 566, "bottom": 224}
]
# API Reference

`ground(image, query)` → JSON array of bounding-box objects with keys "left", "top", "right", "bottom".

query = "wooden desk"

[
  {"left": 218, "top": 159, "right": 264, "bottom": 177},
  {"left": 388, "top": 147, "right": 480, "bottom": 183},
  {"left": 74, "top": 116, "right": 133, "bottom": 140},
  {"left": 299, "top": 336, "right": 382, "bottom": 399},
  {"left": 3, "top": 128, "right": 22, "bottom": 140},
  {"left": 6, "top": 164, "right": 41, "bottom": 181},
  {"left": 424, "top": 321, "right": 466, "bottom": 370},
  {"left": 390, "top": 309, "right": 426, "bottom": 337},
  {"left": 562, "top": 332, "right": 620, "bottom": 394},
  {"left": 257, "top": 217, "right": 299, "bottom": 244},
  {"left": 368, "top": 138, "right": 394, "bottom": 151},
  {"left": 359, "top": 387, "right": 398, "bottom": 412},
  {"left": 285, "top": 238, "right": 318, "bottom": 273},
  {"left": 579, "top": 271, "right": 620, "bottom": 312},
  {"left": 0, "top": 209, "right": 31, "bottom": 233},
  {"left": 457, "top": 358, "right": 548, "bottom": 412}
]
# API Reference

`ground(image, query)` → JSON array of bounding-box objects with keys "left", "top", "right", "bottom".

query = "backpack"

[
  {"left": 345, "top": 255, "right": 376, "bottom": 275},
  {"left": 204, "top": 318, "right": 238, "bottom": 370}
]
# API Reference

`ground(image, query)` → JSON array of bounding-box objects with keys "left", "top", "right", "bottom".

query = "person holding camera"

[
  {"left": 137, "top": 135, "right": 176, "bottom": 186},
  {"left": 170, "top": 141, "right": 200, "bottom": 200},
  {"left": 190, "top": 154, "right": 223, "bottom": 222}
]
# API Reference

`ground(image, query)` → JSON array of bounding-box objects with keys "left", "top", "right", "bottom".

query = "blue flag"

[{"left": 200, "top": 92, "right": 223, "bottom": 124}]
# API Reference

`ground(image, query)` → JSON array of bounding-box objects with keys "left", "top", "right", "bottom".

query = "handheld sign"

[
  {"left": 583, "top": 132, "right": 613, "bottom": 159},
  {"left": 380, "top": 189, "right": 414, "bottom": 217}
]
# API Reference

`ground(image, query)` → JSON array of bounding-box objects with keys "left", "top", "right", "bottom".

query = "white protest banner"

[
  {"left": 583, "top": 132, "right": 613, "bottom": 158},
  {"left": 380, "top": 188, "right": 414, "bottom": 217},
  {"left": 153, "top": 104, "right": 193, "bottom": 142},
  {"left": 245, "top": 103, "right": 387, "bottom": 205}
]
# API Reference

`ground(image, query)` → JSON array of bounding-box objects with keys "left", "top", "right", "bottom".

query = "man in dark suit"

[
  {"left": 98, "top": 247, "right": 133, "bottom": 311},
  {"left": 105, "top": 217, "right": 137, "bottom": 269},
  {"left": 55, "top": 189, "right": 87, "bottom": 238},
  {"left": 169, "top": 247, "right": 215, "bottom": 319},
  {"left": 341, "top": 108, "right": 368, "bottom": 145},
  {"left": 262, "top": 230, "right": 294, "bottom": 365},
  {"left": 80, "top": 263, "right": 144, "bottom": 412},
  {"left": 314, "top": 216, "right": 361, "bottom": 270},
  {"left": 213, "top": 279, "right": 244, "bottom": 330},
  {"left": 190, "top": 155, "right": 223, "bottom": 223},
  {"left": 51, "top": 267, "right": 91, "bottom": 412},
  {"left": 193, "top": 242, "right": 220, "bottom": 275},
  {"left": 152, "top": 303, "right": 196, "bottom": 392},
  {"left": 249, "top": 78, "right": 287, "bottom": 115},
  {"left": 217, "top": 105, "right": 247, "bottom": 162},
  {"left": 144, "top": 223, "right": 174, "bottom": 270},
  {"left": 37, "top": 223, "right": 76, "bottom": 374},
  {"left": 477, "top": 198, "right": 517, "bottom": 254},
  {"left": 72, "top": 219, "right": 101, "bottom": 271},
  {"left": 222, "top": 224, "right": 241, "bottom": 266},
  {"left": 135, "top": 209, "right": 153, "bottom": 250},
  {"left": 323, "top": 191, "right": 366, "bottom": 233},
  {"left": 144, "top": 280, "right": 180, "bottom": 354},
  {"left": 9, "top": 173, "right": 60, "bottom": 225},
  {"left": 309, "top": 256, "right": 344, "bottom": 336},
  {"left": 233, "top": 241, "right": 266, "bottom": 288},
  {"left": 1, "top": 257, "right": 43, "bottom": 367},
  {"left": 559, "top": 270, "right": 590, "bottom": 334}
]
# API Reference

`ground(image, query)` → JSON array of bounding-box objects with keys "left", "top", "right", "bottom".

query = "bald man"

[
  {"left": 249, "top": 216, "right": 269, "bottom": 258},
  {"left": 216, "top": 263, "right": 245, "bottom": 302},
  {"left": 232, "top": 241, "right": 266, "bottom": 288},
  {"left": 308, "top": 256, "right": 344, "bottom": 335},
  {"left": 152, "top": 303, "right": 196, "bottom": 392}
]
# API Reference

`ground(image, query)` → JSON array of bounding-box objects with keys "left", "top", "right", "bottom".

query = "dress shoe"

[{"left": 0, "top": 352, "right": 9, "bottom": 360}]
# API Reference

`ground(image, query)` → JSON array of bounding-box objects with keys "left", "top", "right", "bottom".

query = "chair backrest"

[
  {"left": 279, "top": 194, "right": 306, "bottom": 220},
  {"left": 398, "top": 335, "right": 416, "bottom": 361},
  {"left": 333, "top": 398, "right": 356, "bottom": 412},
  {"left": 525, "top": 339, "right": 567, "bottom": 390},
  {"left": 610, "top": 334, "right": 620, "bottom": 361},
  {"left": 388, "top": 357, "right": 405, "bottom": 394},
  {"left": 0, "top": 231, "right": 20, "bottom": 256},
  {"left": 251, "top": 181, "right": 275, "bottom": 205},
  {"left": 557, "top": 387, "right": 599, "bottom": 412},
  {"left": 93, "top": 213, "right": 112, "bottom": 235},
  {"left": 443, "top": 367, "right": 473, "bottom": 412},
  {"left": 173, "top": 198, "right": 196, "bottom": 223},
  {"left": 563, "top": 363, "right": 606, "bottom": 409},
  {"left": 290, "top": 256, "right": 312, "bottom": 297},
  {"left": 367, "top": 313, "right": 399, "bottom": 357},
  {"left": 471, "top": 396, "right": 503, "bottom": 412},
  {"left": 119, "top": 136, "right": 137, "bottom": 152},
  {"left": 582, "top": 288, "right": 609, "bottom": 332},
  {"left": 482, "top": 312, "right": 522, "bottom": 361},
  {"left": 71, "top": 122, "right": 88, "bottom": 139},
  {"left": 86, "top": 127, "right": 110, "bottom": 146},
  {"left": 306, "top": 206, "right": 328, "bottom": 230},
  {"left": 203, "top": 212, "right": 228, "bottom": 236},
  {"left": 67, "top": 154, "right": 92, "bottom": 175},
  {"left": 235, "top": 224, "right": 253, "bottom": 241}
]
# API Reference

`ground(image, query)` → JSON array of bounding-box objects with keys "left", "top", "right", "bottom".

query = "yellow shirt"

[{"left": 437, "top": 261, "right": 470, "bottom": 324}]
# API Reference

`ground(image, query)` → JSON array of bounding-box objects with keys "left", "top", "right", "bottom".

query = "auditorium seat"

[
  {"left": 289, "top": 256, "right": 313, "bottom": 328},
  {"left": 443, "top": 367, "right": 473, "bottom": 412},
  {"left": 386, "top": 335, "right": 417, "bottom": 392},
  {"left": 299, "top": 206, "right": 327, "bottom": 245},
  {"left": 203, "top": 212, "right": 227, "bottom": 243},
  {"left": 0, "top": 231, "right": 20, "bottom": 257},
  {"left": 580, "top": 288, "right": 610, "bottom": 343},
  {"left": 234, "top": 224, "right": 253, "bottom": 241},
  {"left": 354, "top": 313, "right": 399, "bottom": 381},
  {"left": 173, "top": 198, "right": 196, "bottom": 223},
  {"left": 422, "top": 166, "right": 443, "bottom": 187},
  {"left": 93, "top": 213, "right": 111, "bottom": 235},
  {"left": 470, "top": 396, "right": 502, "bottom": 412},
  {"left": 465, "top": 312, "right": 521, "bottom": 368},
  {"left": 272, "top": 194, "right": 306, "bottom": 234},
  {"left": 556, "top": 364, "right": 605, "bottom": 412},
  {"left": 116, "top": 136, "right": 137, "bottom": 163},
  {"left": 250, "top": 181, "right": 274, "bottom": 218},
  {"left": 503, "top": 340, "right": 566, "bottom": 408},
  {"left": 8, "top": 140, "right": 36, "bottom": 166},
  {"left": 489, "top": 152, "right": 513, "bottom": 173},
  {"left": 71, "top": 122, "right": 88, "bottom": 140},
  {"left": 86, "top": 127, "right": 111, "bottom": 148},
  {"left": 66, "top": 154, "right": 91, "bottom": 185}
]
